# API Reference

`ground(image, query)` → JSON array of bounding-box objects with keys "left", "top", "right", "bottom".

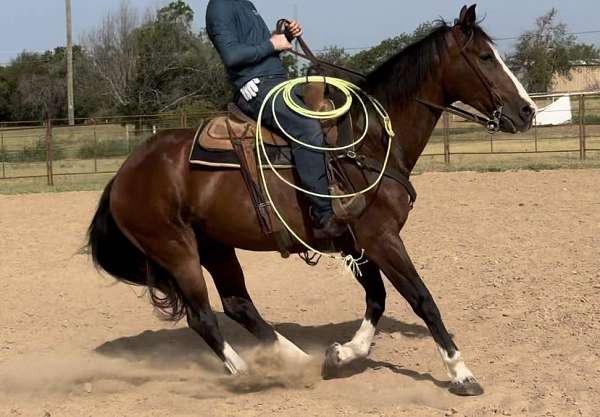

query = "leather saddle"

[
  {"left": 197, "top": 82, "right": 344, "bottom": 152},
  {"left": 198, "top": 103, "right": 287, "bottom": 151}
]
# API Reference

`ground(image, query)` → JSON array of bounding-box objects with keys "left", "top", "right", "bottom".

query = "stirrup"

[{"left": 329, "top": 184, "right": 367, "bottom": 221}]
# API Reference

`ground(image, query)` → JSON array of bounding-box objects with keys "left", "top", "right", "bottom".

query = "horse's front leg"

[
  {"left": 365, "top": 230, "right": 484, "bottom": 396},
  {"left": 322, "top": 259, "right": 386, "bottom": 376}
]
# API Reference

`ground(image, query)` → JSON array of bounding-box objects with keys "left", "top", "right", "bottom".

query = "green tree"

[
  {"left": 0, "top": 48, "right": 94, "bottom": 120},
  {"left": 317, "top": 46, "right": 352, "bottom": 67},
  {"left": 85, "top": 0, "right": 231, "bottom": 115},
  {"left": 347, "top": 22, "right": 437, "bottom": 73},
  {"left": 508, "top": 9, "right": 600, "bottom": 92},
  {"left": 281, "top": 54, "right": 300, "bottom": 78},
  {"left": 157, "top": 0, "right": 194, "bottom": 28}
]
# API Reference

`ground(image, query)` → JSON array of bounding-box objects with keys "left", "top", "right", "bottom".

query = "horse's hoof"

[
  {"left": 321, "top": 343, "right": 342, "bottom": 379},
  {"left": 449, "top": 377, "right": 484, "bottom": 396}
]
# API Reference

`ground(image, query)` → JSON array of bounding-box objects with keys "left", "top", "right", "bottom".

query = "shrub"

[
  {"left": 572, "top": 114, "right": 600, "bottom": 125},
  {"left": 76, "top": 139, "right": 130, "bottom": 159},
  {"left": 4, "top": 139, "right": 64, "bottom": 162}
]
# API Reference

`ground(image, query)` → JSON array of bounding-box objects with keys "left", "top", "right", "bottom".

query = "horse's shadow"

[{"left": 95, "top": 314, "right": 444, "bottom": 384}]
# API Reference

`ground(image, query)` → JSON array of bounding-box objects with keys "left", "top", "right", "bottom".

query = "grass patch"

[
  {"left": 76, "top": 139, "right": 132, "bottom": 159},
  {"left": 413, "top": 152, "right": 600, "bottom": 174},
  {"left": 4, "top": 139, "right": 65, "bottom": 162},
  {"left": 0, "top": 173, "right": 114, "bottom": 194}
]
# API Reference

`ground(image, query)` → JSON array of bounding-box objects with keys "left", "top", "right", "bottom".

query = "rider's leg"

[
  {"left": 236, "top": 78, "right": 340, "bottom": 231},
  {"left": 268, "top": 93, "right": 333, "bottom": 226}
]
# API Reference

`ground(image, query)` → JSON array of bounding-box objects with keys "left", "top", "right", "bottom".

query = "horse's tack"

[
  {"left": 225, "top": 119, "right": 293, "bottom": 258},
  {"left": 418, "top": 27, "right": 505, "bottom": 134},
  {"left": 336, "top": 153, "right": 417, "bottom": 208}
]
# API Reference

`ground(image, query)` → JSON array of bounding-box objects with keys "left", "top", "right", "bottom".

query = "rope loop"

[{"left": 255, "top": 76, "right": 395, "bottom": 273}]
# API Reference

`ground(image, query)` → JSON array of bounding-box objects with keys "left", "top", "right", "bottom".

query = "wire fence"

[
  {"left": 1, "top": 93, "right": 600, "bottom": 186},
  {"left": 416, "top": 92, "right": 600, "bottom": 170}
]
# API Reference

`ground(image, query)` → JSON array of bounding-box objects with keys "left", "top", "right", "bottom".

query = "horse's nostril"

[{"left": 520, "top": 105, "right": 535, "bottom": 120}]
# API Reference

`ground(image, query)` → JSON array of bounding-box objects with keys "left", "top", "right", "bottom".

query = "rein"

[
  {"left": 277, "top": 20, "right": 505, "bottom": 134},
  {"left": 276, "top": 19, "right": 367, "bottom": 81}
]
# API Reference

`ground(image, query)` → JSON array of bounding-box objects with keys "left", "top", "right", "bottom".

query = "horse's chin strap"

[{"left": 416, "top": 98, "right": 503, "bottom": 134}]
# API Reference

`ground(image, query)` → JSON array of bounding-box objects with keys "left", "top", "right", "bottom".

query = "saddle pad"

[{"left": 189, "top": 124, "right": 294, "bottom": 169}]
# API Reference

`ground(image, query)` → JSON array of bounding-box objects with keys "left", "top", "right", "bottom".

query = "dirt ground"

[{"left": 1, "top": 170, "right": 599, "bottom": 417}]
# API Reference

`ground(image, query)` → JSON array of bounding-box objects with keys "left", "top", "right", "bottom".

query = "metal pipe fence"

[{"left": 0, "top": 93, "right": 599, "bottom": 186}]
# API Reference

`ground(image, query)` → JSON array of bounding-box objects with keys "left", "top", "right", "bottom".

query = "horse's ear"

[
  {"left": 456, "top": 4, "right": 477, "bottom": 28},
  {"left": 458, "top": 5, "right": 468, "bottom": 23}
]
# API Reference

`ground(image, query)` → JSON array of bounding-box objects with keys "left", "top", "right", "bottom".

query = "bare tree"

[
  {"left": 82, "top": 0, "right": 231, "bottom": 115},
  {"left": 84, "top": 0, "right": 139, "bottom": 109}
]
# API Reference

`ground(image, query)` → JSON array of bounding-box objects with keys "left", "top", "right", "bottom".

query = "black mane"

[{"left": 366, "top": 21, "right": 493, "bottom": 104}]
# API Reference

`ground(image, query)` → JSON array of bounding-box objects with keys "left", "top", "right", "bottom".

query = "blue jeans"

[{"left": 236, "top": 76, "right": 332, "bottom": 224}]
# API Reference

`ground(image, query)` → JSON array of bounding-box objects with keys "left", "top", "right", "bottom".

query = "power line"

[
  {"left": 1, "top": 28, "right": 600, "bottom": 66},
  {"left": 494, "top": 29, "right": 600, "bottom": 42}
]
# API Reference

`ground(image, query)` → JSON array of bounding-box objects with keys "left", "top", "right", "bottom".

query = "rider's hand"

[
  {"left": 287, "top": 20, "right": 303, "bottom": 38},
  {"left": 270, "top": 33, "right": 293, "bottom": 52},
  {"left": 240, "top": 78, "right": 260, "bottom": 101}
]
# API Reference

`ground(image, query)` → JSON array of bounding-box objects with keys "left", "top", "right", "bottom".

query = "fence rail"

[{"left": 1, "top": 93, "right": 600, "bottom": 186}]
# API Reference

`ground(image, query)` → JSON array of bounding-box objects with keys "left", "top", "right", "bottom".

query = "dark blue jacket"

[{"left": 206, "top": 0, "right": 286, "bottom": 89}]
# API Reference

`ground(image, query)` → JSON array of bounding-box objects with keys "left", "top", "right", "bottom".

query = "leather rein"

[
  {"left": 273, "top": 21, "right": 507, "bottom": 204},
  {"left": 277, "top": 20, "right": 505, "bottom": 135},
  {"left": 417, "top": 27, "right": 505, "bottom": 134},
  {"left": 276, "top": 19, "right": 367, "bottom": 81}
]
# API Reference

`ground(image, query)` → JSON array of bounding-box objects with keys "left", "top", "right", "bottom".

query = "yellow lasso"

[{"left": 255, "top": 76, "right": 395, "bottom": 274}]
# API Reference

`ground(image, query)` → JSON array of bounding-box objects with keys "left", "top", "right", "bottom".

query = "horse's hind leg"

[
  {"left": 323, "top": 258, "right": 386, "bottom": 374},
  {"left": 134, "top": 227, "right": 248, "bottom": 375},
  {"left": 200, "top": 241, "right": 311, "bottom": 364}
]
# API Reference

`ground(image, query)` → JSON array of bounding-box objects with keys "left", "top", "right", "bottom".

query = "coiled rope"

[{"left": 255, "top": 76, "right": 395, "bottom": 275}]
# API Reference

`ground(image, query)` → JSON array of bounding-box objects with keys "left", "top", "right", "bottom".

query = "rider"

[{"left": 206, "top": 0, "right": 346, "bottom": 238}]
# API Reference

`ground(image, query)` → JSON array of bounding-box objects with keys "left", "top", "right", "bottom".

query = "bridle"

[{"left": 417, "top": 26, "right": 505, "bottom": 134}]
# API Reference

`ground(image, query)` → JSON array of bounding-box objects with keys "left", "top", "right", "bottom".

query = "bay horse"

[{"left": 88, "top": 5, "right": 535, "bottom": 396}]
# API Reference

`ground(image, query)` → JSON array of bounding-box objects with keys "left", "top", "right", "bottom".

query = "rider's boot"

[
  {"left": 312, "top": 208, "right": 347, "bottom": 239},
  {"left": 312, "top": 188, "right": 366, "bottom": 239}
]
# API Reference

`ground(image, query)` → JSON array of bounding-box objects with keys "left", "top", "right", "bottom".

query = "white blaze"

[{"left": 489, "top": 42, "right": 537, "bottom": 110}]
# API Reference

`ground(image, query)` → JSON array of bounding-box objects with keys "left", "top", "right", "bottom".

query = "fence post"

[
  {"left": 534, "top": 115, "right": 539, "bottom": 153},
  {"left": 45, "top": 118, "right": 54, "bottom": 186},
  {"left": 1, "top": 129, "right": 5, "bottom": 179},
  {"left": 443, "top": 112, "right": 450, "bottom": 165},
  {"left": 180, "top": 111, "right": 188, "bottom": 128},
  {"left": 579, "top": 94, "right": 586, "bottom": 161},
  {"left": 93, "top": 121, "right": 98, "bottom": 173},
  {"left": 125, "top": 123, "right": 131, "bottom": 153}
]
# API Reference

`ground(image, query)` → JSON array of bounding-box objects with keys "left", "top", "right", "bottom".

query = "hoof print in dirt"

[{"left": 449, "top": 378, "right": 484, "bottom": 396}]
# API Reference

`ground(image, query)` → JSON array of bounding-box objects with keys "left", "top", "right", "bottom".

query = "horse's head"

[{"left": 442, "top": 5, "right": 536, "bottom": 133}]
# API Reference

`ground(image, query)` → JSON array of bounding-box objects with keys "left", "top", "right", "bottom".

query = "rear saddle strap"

[
  {"left": 226, "top": 119, "right": 293, "bottom": 258},
  {"left": 335, "top": 153, "right": 417, "bottom": 208}
]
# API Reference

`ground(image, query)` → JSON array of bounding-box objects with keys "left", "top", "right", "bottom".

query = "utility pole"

[
  {"left": 65, "top": 0, "right": 75, "bottom": 126},
  {"left": 293, "top": 4, "right": 301, "bottom": 75}
]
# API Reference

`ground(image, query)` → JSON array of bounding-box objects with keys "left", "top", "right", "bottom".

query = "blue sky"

[{"left": 1, "top": 0, "right": 599, "bottom": 64}]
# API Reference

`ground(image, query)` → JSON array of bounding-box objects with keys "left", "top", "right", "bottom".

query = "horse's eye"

[{"left": 480, "top": 53, "right": 494, "bottom": 63}]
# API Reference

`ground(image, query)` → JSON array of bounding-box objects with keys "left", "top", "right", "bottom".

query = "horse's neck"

[{"left": 370, "top": 77, "right": 445, "bottom": 174}]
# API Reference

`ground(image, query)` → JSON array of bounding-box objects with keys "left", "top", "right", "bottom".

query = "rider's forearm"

[{"left": 215, "top": 37, "right": 275, "bottom": 68}]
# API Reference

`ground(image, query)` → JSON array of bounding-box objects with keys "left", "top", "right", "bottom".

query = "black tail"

[{"left": 87, "top": 178, "right": 186, "bottom": 321}]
